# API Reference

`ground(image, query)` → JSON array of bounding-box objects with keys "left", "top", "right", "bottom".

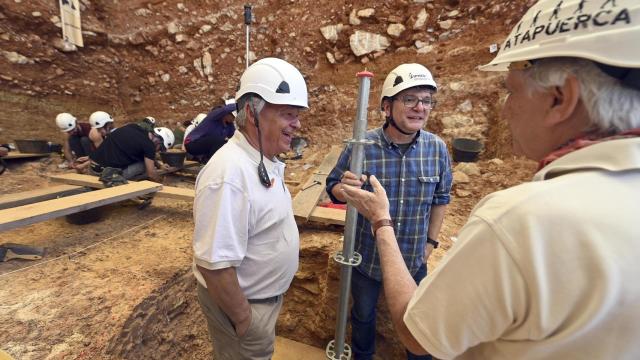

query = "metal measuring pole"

[
  {"left": 326, "top": 71, "right": 374, "bottom": 360},
  {"left": 244, "top": 4, "right": 252, "bottom": 69}
]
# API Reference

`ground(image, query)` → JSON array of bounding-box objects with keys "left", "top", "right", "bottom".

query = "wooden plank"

[
  {"left": 50, "top": 173, "right": 194, "bottom": 201},
  {"left": 308, "top": 206, "right": 346, "bottom": 226},
  {"left": 3, "top": 152, "right": 50, "bottom": 160},
  {"left": 0, "top": 181, "right": 162, "bottom": 232},
  {"left": 0, "top": 184, "right": 85, "bottom": 210},
  {"left": 292, "top": 145, "right": 342, "bottom": 222},
  {"left": 155, "top": 186, "right": 194, "bottom": 201}
]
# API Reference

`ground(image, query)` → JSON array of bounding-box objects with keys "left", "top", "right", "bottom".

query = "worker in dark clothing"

[
  {"left": 184, "top": 101, "right": 236, "bottom": 163},
  {"left": 89, "top": 123, "right": 175, "bottom": 182}
]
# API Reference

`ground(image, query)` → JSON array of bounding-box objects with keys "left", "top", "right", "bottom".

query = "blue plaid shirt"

[{"left": 326, "top": 128, "right": 453, "bottom": 281}]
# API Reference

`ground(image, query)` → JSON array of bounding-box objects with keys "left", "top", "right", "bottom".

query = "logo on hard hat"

[
  {"left": 409, "top": 73, "right": 428, "bottom": 80},
  {"left": 502, "top": 0, "right": 631, "bottom": 52}
]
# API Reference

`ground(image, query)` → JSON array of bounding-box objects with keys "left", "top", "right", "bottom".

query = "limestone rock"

[
  {"left": 454, "top": 162, "right": 481, "bottom": 176},
  {"left": 134, "top": 8, "right": 152, "bottom": 17},
  {"left": 413, "top": 8, "right": 428, "bottom": 29},
  {"left": 193, "top": 58, "right": 204, "bottom": 77},
  {"left": 449, "top": 82, "right": 465, "bottom": 91},
  {"left": 439, "top": 19, "right": 453, "bottom": 30},
  {"left": 178, "top": 66, "right": 188, "bottom": 74},
  {"left": 441, "top": 114, "right": 473, "bottom": 129},
  {"left": 220, "top": 22, "right": 233, "bottom": 31},
  {"left": 32, "top": 11, "right": 41, "bottom": 17},
  {"left": 349, "top": 31, "right": 390, "bottom": 57},
  {"left": 386, "top": 23, "right": 406, "bottom": 38},
  {"left": 417, "top": 44, "right": 433, "bottom": 54},
  {"left": 175, "top": 34, "right": 188, "bottom": 43},
  {"left": 326, "top": 52, "right": 336, "bottom": 64},
  {"left": 167, "top": 22, "right": 180, "bottom": 34},
  {"left": 455, "top": 189, "right": 471, "bottom": 197},
  {"left": 51, "top": 38, "right": 78, "bottom": 52},
  {"left": 3, "top": 51, "right": 34, "bottom": 64},
  {"left": 200, "top": 24, "right": 212, "bottom": 33},
  {"left": 320, "top": 24, "right": 345, "bottom": 42},
  {"left": 489, "top": 158, "right": 504, "bottom": 165},
  {"left": 349, "top": 9, "right": 361, "bottom": 25},
  {"left": 453, "top": 171, "right": 470, "bottom": 184},
  {"left": 457, "top": 99, "right": 473, "bottom": 113},
  {"left": 161, "top": 73, "right": 170, "bottom": 82},
  {"left": 202, "top": 52, "right": 213, "bottom": 76},
  {"left": 357, "top": 8, "right": 375, "bottom": 18}
]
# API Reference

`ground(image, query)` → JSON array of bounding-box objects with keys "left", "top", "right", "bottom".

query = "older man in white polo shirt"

[{"left": 192, "top": 58, "right": 308, "bottom": 360}]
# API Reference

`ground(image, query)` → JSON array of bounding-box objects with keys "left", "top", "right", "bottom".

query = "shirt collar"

[
  {"left": 533, "top": 137, "right": 640, "bottom": 181},
  {"left": 378, "top": 127, "right": 422, "bottom": 149},
  {"left": 230, "top": 131, "right": 285, "bottom": 175}
]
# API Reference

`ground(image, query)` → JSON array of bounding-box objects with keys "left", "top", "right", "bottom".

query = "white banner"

[{"left": 59, "top": 0, "right": 83, "bottom": 47}]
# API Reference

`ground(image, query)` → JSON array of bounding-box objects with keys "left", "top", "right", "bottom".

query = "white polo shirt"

[
  {"left": 192, "top": 131, "right": 299, "bottom": 299},
  {"left": 405, "top": 137, "right": 640, "bottom": 359}
]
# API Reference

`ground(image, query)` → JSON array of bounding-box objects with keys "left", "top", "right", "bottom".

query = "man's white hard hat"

[{"left": 235, "top": 57, "right": 309, "bottom": 108}]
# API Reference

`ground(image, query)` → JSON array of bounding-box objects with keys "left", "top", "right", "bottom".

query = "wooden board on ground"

[
  {"left": 50, "top": 173, "right": 195, "bottom": 202},
  {"left": 3, "top": 152, "right": 51, "bottom": 160},
  {"left": 0, "top": 184, "right": 85, "bottom": 210},
  {"left": 0, "top": 181, "right": 162, "bottom": 232},
  {"left": 273, "top": 336, "right": 326, "bottom": 360},
  {"left": 308, "top": 206, "right": 346, "bottom": 226},
  {"left": 292, "top": 145, "right": 342, "bottom": 222}
]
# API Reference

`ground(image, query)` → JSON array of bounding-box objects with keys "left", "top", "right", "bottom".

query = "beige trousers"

[{"left": 197, "top": 283, "right": 283, "bottom": 360}]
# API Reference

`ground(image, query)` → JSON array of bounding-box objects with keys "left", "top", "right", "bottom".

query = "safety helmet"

[
  {"left": 225, "top": 98, "right": 238, "bottom": 117},
  {"left": 192, "top": 113, "right": 207, "bottom": 127},
  {"left": 144, "top": 116, "right": 156, "bottom": 124},
  {"left": 153, "top": 127, "right": 175, "bottom": 150},
  {"left": 380, "top": 63, "right": 437, "bottom": 109},
  {"left": 480, "top": 0, "right": 640, "bottom": 72},
  {"left": 89, "top": 111, "right": 114, "bottom": 129},
  {"left": 55, "top": 113, "right": 77, "bottom": 132},
  {"left": 235, "top": 57, "right": 308, "bottom": 108}
]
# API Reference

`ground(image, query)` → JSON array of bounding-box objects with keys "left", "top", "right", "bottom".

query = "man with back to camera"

[
  {"left": 184, "top": 99, "right": 236, "bottom": 163},
  {"left": 326, "top": 63, "right": 453, "bottom": 360},
  {"left": 192, "top": 58, "right": 308, "bottom": 360},
  {"left": 340, "top": 0, "right": 640, "bottom": 358}
]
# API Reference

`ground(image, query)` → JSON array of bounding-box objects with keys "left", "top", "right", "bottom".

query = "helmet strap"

[
  {"left": 385, "top": 114, "right": 415, "bottom": 136},
  {"left": 251, "top": 102, "right": 272, "bottom": 188}
]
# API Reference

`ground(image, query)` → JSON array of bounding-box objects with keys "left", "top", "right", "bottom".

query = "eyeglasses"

[{"left": 398, "top": 95, "right": 437, "bottom": 109}]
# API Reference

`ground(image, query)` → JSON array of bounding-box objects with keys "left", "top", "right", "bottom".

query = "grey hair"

[
  {"left": 523, "top": 58, "right": 640, "bottom": 133},
  {"left": 235, "top": 94, "right": 266, "bottom": 129}
]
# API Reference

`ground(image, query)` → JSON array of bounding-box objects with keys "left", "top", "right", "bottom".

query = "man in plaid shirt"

[{"left": 326, "top": 63, "right": 452, "bottom": 360}]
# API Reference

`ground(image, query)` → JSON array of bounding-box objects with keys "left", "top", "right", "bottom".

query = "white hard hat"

[
  {"left": 55, "top": 113, "right": 77, "bottom": 132},
  {"left": 480, "top": 0, "right": 640, "bottom": 72},
  {"left": 192, "top": 113, "right": 207, "bottom": 127},
  {"left": 153, "top": 127, "right": 175, "bottom": 150},
  {"left": 144, "top": 116, "right": 156, "bottom": 124},
  {"left": 380, "top": 63, "right": 437, "bottom": 109},
  {"left": 89, "top": 111, "right": 114, "bottom": 129},
  {"left": 235, "top": 57, "right": 308, "bottom": 108},
  {"left": 225, "top": 98, "right": 238, "bottom": 117}
]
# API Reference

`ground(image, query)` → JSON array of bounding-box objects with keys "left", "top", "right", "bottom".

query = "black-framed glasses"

[{"left": 398, "top": 95, "right": 437, "bottom": 109}]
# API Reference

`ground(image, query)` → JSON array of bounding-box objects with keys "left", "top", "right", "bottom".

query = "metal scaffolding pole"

[
  {"left": 244, "top": 4, "right": 252, "bottom": 69},
  {"left": 326, "top": 70, "right": 374, "bottom": 360}
]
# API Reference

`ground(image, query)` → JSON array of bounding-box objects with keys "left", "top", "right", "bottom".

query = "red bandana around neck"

[{"left": 538, "top": 128, "right": 640, "bottom": 170}]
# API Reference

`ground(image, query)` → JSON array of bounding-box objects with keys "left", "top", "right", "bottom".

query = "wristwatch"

[
  {"left": 372, "top": 219, "right": 393, "bottom": 236},
  {"left": 427, "top": 237, "right": 439, "bottom": 248}
]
